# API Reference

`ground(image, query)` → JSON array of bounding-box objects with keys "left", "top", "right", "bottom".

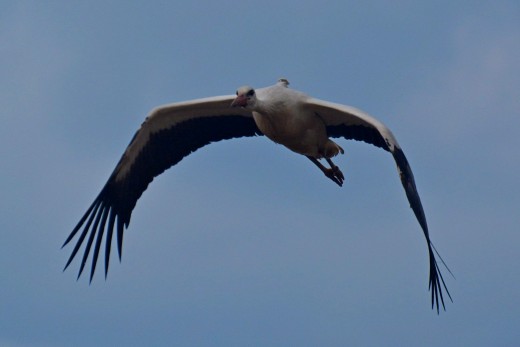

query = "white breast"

[{"left": 252, "top": 86, "right": 329, "bottom": 157}]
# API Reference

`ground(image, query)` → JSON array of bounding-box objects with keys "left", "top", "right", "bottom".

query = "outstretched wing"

[
  {"left": 63, "top": 95, "right": 262, "bottom": 281},
  {"left": 305, "top": 97, "right": 451, "bottom": 312}
]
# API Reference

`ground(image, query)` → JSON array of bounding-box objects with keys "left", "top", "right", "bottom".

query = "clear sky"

[{"left": 1, "top": 1, "right": 519, "bottom": 346}]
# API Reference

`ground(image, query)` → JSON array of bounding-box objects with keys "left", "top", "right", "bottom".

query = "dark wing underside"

[
  {"left": 63, "top": 114, "right": 261, "bottom": 281},
  {"left": 308, "top": 98, "right": 452, "bottom": 312},
  {"left": 329, "top": 125, "right": 451, "bottom": 311},
  {"left": 327, "top": 123, "right": 390, "bottom": 150},
  {"left": 326, "top": 123, "right": 428, "bottom": 231}
]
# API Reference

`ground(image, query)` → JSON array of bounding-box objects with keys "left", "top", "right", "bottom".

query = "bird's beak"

[{"left": 231, "top": 95, "right": 247, "bottom": 108}]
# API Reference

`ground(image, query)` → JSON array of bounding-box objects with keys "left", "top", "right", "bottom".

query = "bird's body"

[
  {"left": 63, "top": 79, "right": 451, "bottom": 312},
  {"left": 245, "top": 81, "right": 342, "bottom": 158}
]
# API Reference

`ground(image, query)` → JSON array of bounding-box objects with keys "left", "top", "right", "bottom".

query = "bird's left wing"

[
  {"left": 63, "top": 95, "right": 261, "bottom": 281},
  {"left": 305, "top": 97, "right": 451, "bottom": 312}
]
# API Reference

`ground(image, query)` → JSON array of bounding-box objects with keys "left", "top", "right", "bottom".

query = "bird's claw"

[{"left": 325, "top": 166, "right": 344, "bottom": 187}]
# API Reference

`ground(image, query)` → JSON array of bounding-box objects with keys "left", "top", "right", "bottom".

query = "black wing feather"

[
  {"left": 63, "top": 115, "right": 261, "bottom": 280},
  {"left": 327, "top": 124, "right": 390, "bottom": 151},
  {"left": 326, "top": 122, "right": 452, "bottom": 313},
  {"left": 104, "top": 208, "right": 116, "bottom": 277}
]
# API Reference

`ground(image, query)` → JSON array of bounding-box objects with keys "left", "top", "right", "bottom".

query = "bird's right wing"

[
  {"left": 305, "top": 97, "right": 452, "bottom": 312},
  {"left": 63, "top": 95, "right": 262, "bottom": 281}
]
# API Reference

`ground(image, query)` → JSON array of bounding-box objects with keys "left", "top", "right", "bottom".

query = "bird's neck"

[{"left": 252, "top": 97, "right": 276, "bottom": 115}]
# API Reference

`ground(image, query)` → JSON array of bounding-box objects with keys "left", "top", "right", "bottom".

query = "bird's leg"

[
  {"left": 306, "top": 156, "right": 344, "bottom": 187},
  {"left": 325, "top": 157, "right": 345, "bottom": 183}
]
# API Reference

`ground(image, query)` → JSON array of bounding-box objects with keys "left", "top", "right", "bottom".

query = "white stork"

[{"left": 63, "top": 78, "right": 451, "bottom": 312}]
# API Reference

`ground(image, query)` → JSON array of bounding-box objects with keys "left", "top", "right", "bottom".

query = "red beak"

[{"left": 231, "top": 95, "right": 247, "bottom": 108}]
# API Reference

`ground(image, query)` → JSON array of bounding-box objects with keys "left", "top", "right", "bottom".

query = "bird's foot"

[{"left": 324, "top": 165, "right": 344, "bottom": 187}]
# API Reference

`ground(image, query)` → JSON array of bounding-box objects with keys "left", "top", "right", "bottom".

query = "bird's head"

[{"left": 231, "top": 86, "right": 256, "bottom": 109}]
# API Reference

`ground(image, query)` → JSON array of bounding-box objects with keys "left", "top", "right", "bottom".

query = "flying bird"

[{"left": 63, "top": 78, "right": 451, "bottom": 312}]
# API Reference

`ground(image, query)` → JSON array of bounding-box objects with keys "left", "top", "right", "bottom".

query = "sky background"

[{"left": 1, "top": 1, "right": 519, "bottom": 346}]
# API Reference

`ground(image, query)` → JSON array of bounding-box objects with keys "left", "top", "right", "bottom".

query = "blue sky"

[{"left": 1, "top": 1, "right": 519, "bottom": 346}]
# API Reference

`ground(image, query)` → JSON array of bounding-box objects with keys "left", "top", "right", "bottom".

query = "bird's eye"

[
  {"left": 235, "top": 91, "right": 238, "bottom": 96},
  {"left": 246, "top": 89, "right": 255, "bottom": 97}
]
